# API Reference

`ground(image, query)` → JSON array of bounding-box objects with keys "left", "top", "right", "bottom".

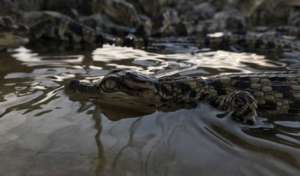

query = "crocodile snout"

[
  {"left": 67, "top": 80, "right": 98, "bottom": 94},
  {"left": 68, "top": 80, "right": 81, "bottom": 90}
]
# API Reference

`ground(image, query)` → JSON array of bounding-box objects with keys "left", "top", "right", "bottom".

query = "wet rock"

[
  {"left": 92, "top": 0, "right": 141, "bottom": 27},
  {"left": 288, "top": 7, "right": 300, "bottom": 27},
  {"left": 193, "top": 21, "right": 211, "bottom": 36},
  {"left": 138, "top": 15, "right": 153, "bottom": 37},
  {"left": 0, "top": 32, "right": 29, "bottom": 50},
  {"left": 15, "top": 0, "right": 93, "bottom": 15},
  {"left": 192, "top": 2, "right": 216, "bottom": 20},
  {"left": 0, "top": 16, "right": 16, "bottom": 31},
  {"left": 20, "top": 11, "right": 97, "bottom": 45},
  {"left": 133, "top": 0, "right": 174, "bottom": 18},
  {"left": 80, "top": 14, "right": 136, "bottom": 36},
  {"left": 0, "top": 0, "right": 18, "bottom": 16},
  {"left": 208, "top": 9, "right": 246, "bottom": 33},
  {"left": 115, "top": 33, "right": 146, "bottom": 48},
  {"left": 16, "top": 0, "right": 44, "bottom": 11},
  {"left": 220, "top": 0, "right": 266, "bottom": 17},
  {"left": 1, "top": 0, "right": 299, "bottom": 42},
  {"left": 159, "top": 8, "right": 187, "bottom": 36},
  {"left": 0, "top": 16, "right": 29, "bottom": 50},
  {"left": 248, "top": 0, "right": 290, "bottom": 25},
  {"left": 43, "top": 0, "right": 93, "bottom": 15},
  {"left": 80, "top": 13, "right": 150, "bottom": 47},
  {"left": 182, "top": 2, "right": 216, "bottom": 34}
]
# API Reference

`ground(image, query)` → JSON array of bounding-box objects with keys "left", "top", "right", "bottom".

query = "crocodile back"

[{"left": 207, "top": 71, "right": 300, "bottom": 116}]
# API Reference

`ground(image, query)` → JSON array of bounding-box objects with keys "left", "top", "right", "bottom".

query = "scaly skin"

[{"left": 66, "top": 70, "right": 300, "bottom": 125}]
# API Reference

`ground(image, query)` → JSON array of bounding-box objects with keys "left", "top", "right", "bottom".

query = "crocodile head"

[
  {"left": 66, "top": 69, "right": 163, "bottom": 119},
  {"left": 66, "top": 69, "right": 208, "bottom": 119},
  {"left": 67, "top": 69, "right": 161, "bottom": 107}
]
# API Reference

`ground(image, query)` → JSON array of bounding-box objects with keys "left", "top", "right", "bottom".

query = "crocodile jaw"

[{"left": 66, "top": 79, "right": 161, "bottom": 107}]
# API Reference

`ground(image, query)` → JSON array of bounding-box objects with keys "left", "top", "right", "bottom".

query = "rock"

[
  {"left": 43, "top": 0, "right": 93, "bottom": 15},
  {"left": 133, "top": 0, "right": 174, "bottom": 18},
  {"left": 92, "top": 0, "right": 141, "bottom": 27},
  {"left": 288, "top": 7, "right": 300, "bottom": 27},
  {"left": 21, "top": 11, "right": 97, "bottom": 44},
  {"left": 160, "top": 8, "right": 179, "bottom": 35},
  {"left": 193, "top": 2, "right": 216, "bottom": 20},
  {"left": 80, "top": 14, "right": 136, "bottom": 36},
  {"left": 0, "top": 16, "right": 29, "bottom": 50},
  {"left": 159, "top": 8, "right": 187, "bottom": 36},
  {"left": 182, "top": 2, "right": 216, "bottom": 34},
  {"left": 208, "top": 9, "right": 246, "bottom": 33},
  {"left": 15, "top": 0, "right": 93, "bottom": 15},
  {"left": 0, "top": 0, "right": 18, "bottom": 16},
  {"left": 224, "top": 0, "right": 265, "bottom": 17},
  {"left": 1, "top": 0, "right": 298, "bottom": 42},
  {"left": 0, "top": 32, "right": 29, "bottom": 49},
  {"left": 138, "top": 15, "right": 153, "bottom": 37},
  {"left": 246, "top": 0, "right": 290, "bottom": 25},
  {"left": 16, "top": 0, "right": 44, "bottom": 11},
  {"left": 185, "top": 2, "right": 216, "bottom": 22},
  {"left": 0, "top": 16, "right": 29, "bottom": 36}
]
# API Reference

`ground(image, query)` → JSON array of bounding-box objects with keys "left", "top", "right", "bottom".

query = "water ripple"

[{"left": 0, "top": 42, "right": 299, "bottom": 176}]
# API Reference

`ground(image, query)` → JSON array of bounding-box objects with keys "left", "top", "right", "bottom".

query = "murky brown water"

[{"left": 0, "top": 41, "right": 300, "bottom": 176}]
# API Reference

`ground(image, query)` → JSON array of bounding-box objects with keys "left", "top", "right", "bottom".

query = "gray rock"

[
  {"left": 0, "top": 0, "right": 18, "bottom": 16},
  {"left": 134, "top": 0, "right": 174, "bottom": 18},
  {"left": 80, "top": 14, "right": 136, "bottom": 36},
  {"left": 209, "top": 9, "right": 246, "bottom": 32},
  {"left": 15, "top": 0, "right": 93, "bottom": 15},
  {"left": 20, "top": 11, "right": 97, "bottom": 44},
  {"left": 92, "top": 0, "right": 141, "bottom": 27},
  {"left": 160, "top": 8, "right": 180, "bottom": 35},
  {"left": 16, "top": 0, "right": 44, "bottom": 11},
  {"left": 0, "top": 16, "right": 29, "bottom": 49},
  {"left": 43, "top": 0, "right": 93, "bottom": 15},
  {"left": 288, "top": 8, "right": 300, "bottom": 27},
  {"left": 181, "top": 2, "right": 216, "bottom": 34}
]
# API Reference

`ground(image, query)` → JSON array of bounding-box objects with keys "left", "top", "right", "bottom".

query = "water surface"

[{"left": 0, "top": 42, "right": 299, "bottom": 176}]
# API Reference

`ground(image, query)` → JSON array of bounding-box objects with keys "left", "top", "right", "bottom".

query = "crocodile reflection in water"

[{"left": 66, "top": 69, "right": 300, "bottom": 125}]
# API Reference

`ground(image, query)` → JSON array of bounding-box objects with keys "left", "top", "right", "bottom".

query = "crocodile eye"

[{"left": 100, "top": 78, "right": 119, "bottom": 92}]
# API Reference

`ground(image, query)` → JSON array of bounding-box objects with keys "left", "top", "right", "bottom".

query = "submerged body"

[{"left": 67, "top": 70, "right": 300, "bottom": 124}]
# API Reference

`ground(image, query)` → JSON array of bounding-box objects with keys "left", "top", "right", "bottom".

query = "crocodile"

[{"left": 66, "top": 69, "right": 300, "bottom": 125}]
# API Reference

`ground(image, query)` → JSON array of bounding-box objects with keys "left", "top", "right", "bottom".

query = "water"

[{"left": 0, "top": 42, "right": 300, "bottom": 176}]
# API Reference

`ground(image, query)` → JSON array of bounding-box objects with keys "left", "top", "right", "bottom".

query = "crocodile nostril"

[{"left": 68, "top": 80, "right": 80, "bottom": 90}]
